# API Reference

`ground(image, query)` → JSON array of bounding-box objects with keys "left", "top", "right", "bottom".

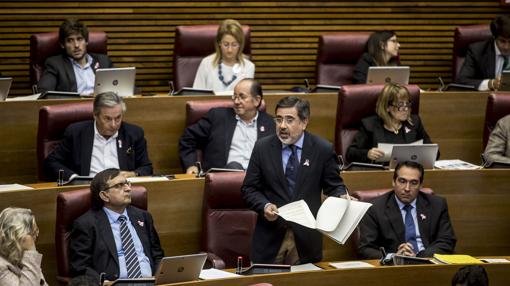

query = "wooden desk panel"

[
  {"left": 0, "top": 169, "right": 507, "bottom": 285},
  {"left": 0, "top": 91, "right": 489, "bottom": 184}
]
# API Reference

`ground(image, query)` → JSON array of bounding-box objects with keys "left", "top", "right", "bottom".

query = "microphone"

[
  {"left": 304, "top": 79, "right": 311, "bottom": 93},
  {"left": 168, "top": 80, "right": 175, "bottom": 96},
  {"left": 195, "top": 161, "right": 204, "bottom": 178}
]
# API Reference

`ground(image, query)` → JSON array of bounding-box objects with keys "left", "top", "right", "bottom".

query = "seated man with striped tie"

[
  {"left": 357, "top": 161, "right": 456, "bottom": 259},
  {"left": 69, "top": 168, "right": 164, "bottom": 281},
  {"left": 457, "top": 14, "right": 510, "bottom": 91}
]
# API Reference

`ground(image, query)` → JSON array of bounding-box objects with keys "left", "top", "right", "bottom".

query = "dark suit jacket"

[
  {"left": 242, "top": 132, "right": 347, "bottom": 263},
  {"left": 346, "top": 114, "right": 433, "bottom": 163},
  {"left": 37, "top": 53, "right": 113, "bottom": 93},
  {"left": 352, "top": 53, "right": 375, "bottom": 84},
  {"left": 44, "top": 120, "right": 153, "bottom": 181},
  {"left": 358, "top": 191, "right": 456, "bottom": 259},
  {"left": 456, "top": 39, "right": 496, "bottom": 88},
  {"left": 178, "top": 107, "right": 276, "bottom": 171},
  {"left": 69, "top": 205, "right": 164, "bottom": 281}
]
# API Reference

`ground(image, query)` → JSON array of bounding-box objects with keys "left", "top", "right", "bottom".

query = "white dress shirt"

[
  {"left": 89, "top": 122, "right": 120, "bottom": 176},
  {"left": 227, "top": 112, "right": 258, "bottom": 169}
]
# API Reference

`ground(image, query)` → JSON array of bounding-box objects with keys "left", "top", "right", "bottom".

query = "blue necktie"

[
  {"left": 118, "top": 215, "right": 142, "bottom": 278},
  {"left": 285, "top": 145, "right": 299, "bottom": 198},
  {"left": 403, "top": 205, "right": 419, "bottom": 254},
  {"left": 503, "top": 55, "right": 510, "bottom": 72}
]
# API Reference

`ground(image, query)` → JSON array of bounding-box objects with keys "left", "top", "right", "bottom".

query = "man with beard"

[
  {"left": 242, "top": 96, "right": 348, "bottom": 265},
  {"left": 37, "top": 19, "right": 113, "bottom": 95}
]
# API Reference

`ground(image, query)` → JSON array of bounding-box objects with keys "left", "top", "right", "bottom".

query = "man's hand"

[
  {"left": 490, "top": 76, "right": 501, "bottom": 91},
  {"left": 264, "top": 203, "right": 279, "bottom": 221},
  {"left": 397, "top": 243, "right": 416, "bottom": 257},
  {"left": 367, "top": 148, "right": 385, "bottom": 161},
  {"left": 186, "top": 166, "right": 199, "bottom": 175},
  {"left": 340, "top": 194, "right": 358, "bottom": 201}
]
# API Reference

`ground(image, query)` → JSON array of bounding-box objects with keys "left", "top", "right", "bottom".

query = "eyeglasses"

[
  {"left": 274, "top": 116, "right": 297, "bottom": 125},
  {"left": 232, "top": 94, "right": 250, "bottom": 101},
  {"left": 390, "top": 101, "right": 412, "bottom": 111},
  {"left": 102, "top": 180, "right": 131, "bottom": 192},
  {"left": 395, "top": 177, "right": 420, "bottom": 189},
  {"left": 221, "top": 41, "right": 240, "bottom": 49}
]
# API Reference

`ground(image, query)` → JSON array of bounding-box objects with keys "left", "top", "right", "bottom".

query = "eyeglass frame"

[
  {"left": 395, "top": 176, "right": 421, "bottom": 189},
  {"left": 390, "top": 101, "right": 412, "bottom": 112},
  {"left": 274, "top": 115, "right": 299, "bottom": 126},
  {"left": 102, "top": 180, "right": 131, "bottom": 192}
]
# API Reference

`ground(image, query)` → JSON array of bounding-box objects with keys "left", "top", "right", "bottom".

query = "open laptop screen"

[
  {"left": 94, "top": 67, "right": 136, "bottom": 97},
  {"left": 389, "top": 144, "right": 439, "bottom": 169},
  {"left": 366, "top": 66, "right": 410, "bottom": 85}
]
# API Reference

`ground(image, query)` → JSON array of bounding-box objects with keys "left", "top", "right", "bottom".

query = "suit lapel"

[
  {"left": 256, "top": 113, "right": 271, "bottom": 139},
  {"left": 224, "top": 110, "right": 238, "bottom": 162},
  {"left": 386, "top": 193, "right": 406, "bottom": 243},
  {"left": 270, "top": 136, "right": 291, "bottom": 201},
  {"left": 416, "top": 194, "right": 430, "bottom": 247},
  {"left": 81, "top": 122, "right": 95, "bottom": 175},
  {"left": 127, "top": 207, "right": 152, "bottom": 261},
  {"left": 293, "top": 132, "right": 313, "bottom": 200},
  {"left": 63, "top": 56, "right": 78, "bottom": 92},
  {"left": 486, "top": 41, "right": 496, "bottom": 78},
  {"left": 96, "top": 210, "right": 120, "bottom": 267},
  {"left": 117, "top": 124, "right": 128, "bottom": 170}
]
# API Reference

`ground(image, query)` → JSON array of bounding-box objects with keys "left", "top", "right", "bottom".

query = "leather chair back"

[
  {"left": 351, "top": 187, "right": 434, "bottom": 202},
  {"left": 315, "top": 32, "right": 370, "bottom": 85},
  {"left": 185, "top": 99, "right": 266, "bottom": 126},
  {"left": 55, "top": 186, "right": 147, "bottom": 285},
  {"left": 484, "top": 92, "right": 510, "bottom": 148},
  {"left": 202, "top": 172, "right": 256, "bottom": 268},
  {"left": 173, "top": 25, "right": 251, "bottom": 91},
  {"left": 452, "top": 24, "right": 491, "bottom": 80},
  {"left": 30, "top": 31, "right": 108, "bottom": 86},
  {"left": 37, "top": 101, "right": 93, "bottom": 181},
  {"left": 335, "top": 84, "right": 421, "bottom": 160}
]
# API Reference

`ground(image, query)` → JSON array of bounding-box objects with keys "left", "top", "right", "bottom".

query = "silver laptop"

[
  {"left": 94, "top": 67, "right": 136, "bottom": 97},
  {"left": 154, "top": 253, "right": 207, "bottom": 285},
  {"left": 366, "top": 66, "right": 410, "bottom": 85},
  {"left": 389, "top": 144, "right": 439, "bottom": 169},
  {"left": 0, "top": 77, "right": 13, "bottom": 101}
]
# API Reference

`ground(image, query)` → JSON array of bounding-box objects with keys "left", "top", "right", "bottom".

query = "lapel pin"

[
  {"left": 118, "top": 139, "right": 122, "bottom": 149},
  {"left": 126, "top": 147, "right": 133, "bottom": 155},
  {"left": 137, "top": 220, "right": 144, "bottom": 227},
  {"left": 405, "top": 126, "right": 411, "bottom": 133},
  {"left": 303, "top": 159, "right": 310, "bottom": 167},
  {"left": 420, "top": 213, "right": 426, "bottom": 220},
  {"left": 260, "top": 126, "right": 265, "bottom": 132}
]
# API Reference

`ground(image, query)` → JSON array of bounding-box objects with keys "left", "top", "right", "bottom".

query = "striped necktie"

[
  {"left": 285, "top": 144, "right": 299, "bottom": 198},
  {"left": 118, "top": 215, "right": 142, "bottom": 278}
]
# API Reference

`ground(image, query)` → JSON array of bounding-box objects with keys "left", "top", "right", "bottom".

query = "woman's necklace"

[
  {"left": 218, "top": 61, "right": 237, "bottom": 87},
  {"left": 385, "top": 122, "right": 402, "bottom": 134}
]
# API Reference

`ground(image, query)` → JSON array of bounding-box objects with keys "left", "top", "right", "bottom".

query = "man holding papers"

[
  {"left": 358, "top": 161, "right": 456, "bottom": 259},
  {"left": 242, "top": 96, "right": 348, "bottom": 265}
]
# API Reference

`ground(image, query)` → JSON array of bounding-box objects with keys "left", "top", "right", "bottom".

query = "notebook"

[
  {"left": 388, "top": 144, "right": 439, "bottom": 169},
  {"left": 94, "top": 67, "right": 136, "bottom": 97},
  {"left": 366, "top": 66, "right": 410, "bottom": 85},
  {"left": 154, "top": 253, "right": 207, "bottom": 285},
  {"left": 0, "top": 77, "right": 13, "bottom": 101}
]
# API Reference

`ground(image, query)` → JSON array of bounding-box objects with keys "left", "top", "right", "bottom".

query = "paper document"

[
  {"left": 329, "top": 261, "right": 375, "bottom": 269},
  {"left": 0, "top": 184, "right": 33, "bottom": 192},
  {"left": 5, "top": 94, "right": 41, "bottom": 101},
  {"left": 127, "top": 176, "right": 170, "bottom": 183},
  {"left": 433, "top": 254, "right": 483, "bottom": 264},
  {"left": 290, "top": 263, "right": 322, "bottom": 272},
  {"left": 377, "top": 139, "right": 423, "bottom": 162},
  {"left": 434, "top": 160, "right": 480, "bottom": 170},
  {"left": 199, "top": 268, "right": 240, "bottom": 280},
  {"left": 213, "top": 90, "right": 234, "bottom": 96},
  {"left": 480, "top": 258, "right": 510, "bottom": 263},
  {"left": 278, "top": 197, "right": 372, "bottom": 245}
]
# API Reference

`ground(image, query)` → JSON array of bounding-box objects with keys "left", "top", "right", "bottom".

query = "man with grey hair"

[{"left": 44, "top": 92, "right": 152, "bottom": 181}]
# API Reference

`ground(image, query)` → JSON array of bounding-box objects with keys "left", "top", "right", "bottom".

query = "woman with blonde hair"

[
  {"left": 193, "top": 19, "right": 255, "bottom": 92},
  {"left": 0, "top": 207, "right": 47, "bottom": 285},
  {"left": 346, "top": 83, "right": 434, "bottom": 163}
]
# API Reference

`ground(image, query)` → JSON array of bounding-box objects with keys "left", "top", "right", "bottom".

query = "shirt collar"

[
  {"left": 103, "top": 206, "right": 128, "bottom": 224},
  {"left": 283, "top": 132, "right": 305, "bottom": 150},
  {"left": 69, "top": 53, "right": 93, "bottom": 69},
  {"left": 94, "top": 120, "right": 119, "bottom": 141},
  {"left": 235, "top": 111, "right": 259, "bottom": 126},
  {"left": 394, "top": 193, "right": 417, "bottom": 210}
]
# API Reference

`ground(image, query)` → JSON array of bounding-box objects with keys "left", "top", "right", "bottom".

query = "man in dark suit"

[
  {"left": 358, "top": 161, "right": 456, "bottom": 259},
  {"left": 69, "top": 168, "right": 164, "bottom": 281},
  {"left": 457, "top": 14, "right": 510, "bottom": 91},
  {"left": 242, "top": 96, "right": 348, "bottom": 265},
  {"left": 44, "top": 92, "right": 152, "bottom": 181},
  {"left": 179, "top": 79, "right": 275, "bottom": 174},
  {"left": 37, "top": 19, "right": 113, "bottom": 94}
]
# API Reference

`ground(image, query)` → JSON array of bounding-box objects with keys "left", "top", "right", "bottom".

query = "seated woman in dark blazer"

[
  {"left": 352, "top": 30, "right": 400, "bottom": 84},
  {"left": 346, "top": 83, "right": 434, "bottom": 163}
]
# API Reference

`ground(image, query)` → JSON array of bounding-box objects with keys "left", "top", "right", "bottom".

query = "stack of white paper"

[
  {"left": 199, "top": 268, "right": 240, "bottom": 280},
  {"left": 0, "top": 184, "right": 33, "bottom": 193},
  {"left": 329, "top": 261, "right": 375, "bottom": 269}
]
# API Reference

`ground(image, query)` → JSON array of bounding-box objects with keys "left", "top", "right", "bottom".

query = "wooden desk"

[
  {"left": 0, "top": 169, "right": 508, "bottom": 285},
  {"left": 0, "top": 91, "right": 489, "bottom": 183},
  {"left": 166, "top": 261, "right": 510, "bottom": 286}
]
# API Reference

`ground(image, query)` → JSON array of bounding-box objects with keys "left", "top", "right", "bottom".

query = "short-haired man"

[
  {"left": 70, "top": 168, "right": 164, "bottom": 281},
  {"left": 179, "top": 78, "right": 275, "bottom": 174},
  {"left": 358, "top": 161, "right": 456, "bottom": 259},
  {"left": 44, "top": 92, "right": 152, "bottom": 181},
  {"left": 457, "top": 14, "right": 510, "bottom": 91},
  {"left": 37, "top": 19, "right": 113, "bottom": 95},
  {"left": 484, "top": 114, "right": 510, "bottom": 165},
  {"left": 242, "top": 96, "right": 348, "bottom": 265}
]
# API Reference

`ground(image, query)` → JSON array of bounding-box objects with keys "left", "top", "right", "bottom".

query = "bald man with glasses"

[
  {"left": 357, "top": 161, "right": 456, "bottom": 259},
  {"left": 69, "top": 168, "right": 164, "bottom": 282}
]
